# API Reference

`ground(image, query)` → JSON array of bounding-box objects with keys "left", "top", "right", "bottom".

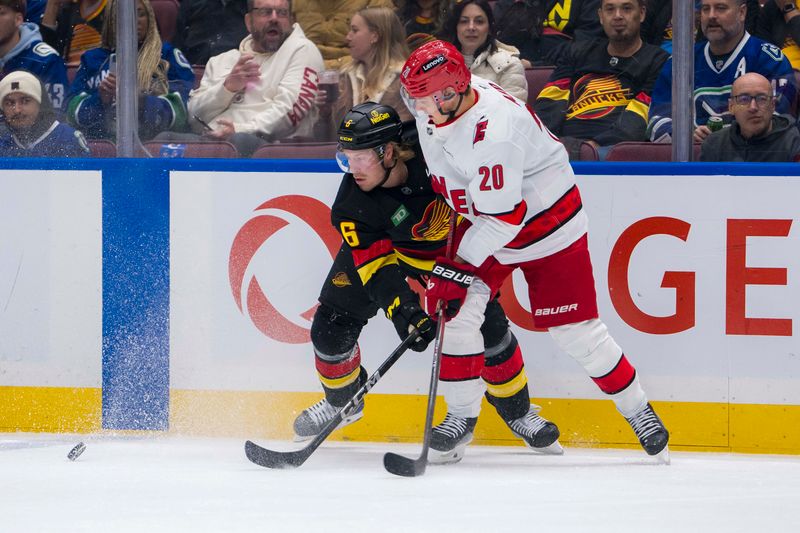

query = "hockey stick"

[
  {"left": 245, "top": 328, "right": 421, "bottom": 469},
  {"left": 383, "top": 212, "right": 457, "bottom": 477},
  {"left": 382, "top": 306, "right": 445, "bottom": 477}
]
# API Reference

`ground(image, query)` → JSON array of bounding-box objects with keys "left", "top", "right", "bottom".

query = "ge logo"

[{"left": 228, "top": 195, "right": 341, "bottom": 343}]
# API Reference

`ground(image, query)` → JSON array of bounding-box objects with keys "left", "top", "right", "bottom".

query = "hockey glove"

[
  {"left": 390, "top": 301, "right": 436, "bottom": 352},
  {"left": 425, "top": 257, "right": 476, "bottom": 320}
]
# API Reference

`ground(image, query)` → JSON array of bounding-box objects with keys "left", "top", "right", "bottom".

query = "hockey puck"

[{"left": 67, "top": 442, "right": 86, "bottom": 461}]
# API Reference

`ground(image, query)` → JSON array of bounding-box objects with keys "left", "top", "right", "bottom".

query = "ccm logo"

[{"left": 534, "top": 303, "right": 578, "bottom": 316}]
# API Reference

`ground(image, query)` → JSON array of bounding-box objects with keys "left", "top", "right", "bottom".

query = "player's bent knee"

[{"left": 310, "top": 304, "right": 364, "bottom": 357}]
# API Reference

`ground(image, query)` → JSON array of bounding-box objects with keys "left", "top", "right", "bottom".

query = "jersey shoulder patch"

[
  {"left": 172, "top": 47, "right": 191, "bottom": 69},
  {"left": 32, "top": 42, "right": 59, "bottom": 57},
  {"left": 761, "top": 42, "right": 784, "bottom": 62}
]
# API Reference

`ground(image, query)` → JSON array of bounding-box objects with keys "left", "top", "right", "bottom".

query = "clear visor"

[
  {"left": 400, "top": 86, "right": 449, "bottom": 121},
  {"left": 336, "top": 147, "right": 384, "bottom": 173}
]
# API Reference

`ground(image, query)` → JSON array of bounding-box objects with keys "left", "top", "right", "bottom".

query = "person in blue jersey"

[
  {"left": 0, "top": 0, "right": 68, "bottom": 110},
  {"left": 0, "top": 70, "right": 89, "bottom": 156},
  {"left": 647, "top": 0, "right": 796, "bottom": 144},
  {"left": 65, "top": 0, "right": 194, "bottom": 140}
]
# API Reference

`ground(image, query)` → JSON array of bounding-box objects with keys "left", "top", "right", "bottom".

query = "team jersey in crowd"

[
  {"left": 534, "top": 38, "right": 668, "bottom": 145},
  {"left": 331, "top": 148, "right": 451, "bottom": 312},
  {"left": 0, "top": 23, "right": 68, "bottom": 110},
  {"left": 0, "top": 121, "right": 90, "bottom": 157},
  {"left": 647, "top": 32, "right": 795, "bottom": 142},
  {"left": 66, "top": 43, "right": 194, "bottom": 139},
  {"left": 415, "top": 75, "right": 587, "bottom": 268}
]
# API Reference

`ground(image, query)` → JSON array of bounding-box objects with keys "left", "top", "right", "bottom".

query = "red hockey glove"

[{"left": 425, "top": 257, "right": 476, "bottom": 320}]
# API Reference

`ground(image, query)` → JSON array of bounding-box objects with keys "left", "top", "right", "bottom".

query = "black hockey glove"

[{"left": 389, "top": 300, "right": 436, "bottom": 352}]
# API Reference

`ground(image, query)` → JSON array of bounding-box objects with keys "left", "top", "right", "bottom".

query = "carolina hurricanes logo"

[
  {"left": 228, "top": 195, "right": 341, "bottom": 344},
  {"left": 411, "top": 199, "right": 451, "bottom": 241},
  {"left": 566, "top": 74, "right": 631, "bottom": 120}
]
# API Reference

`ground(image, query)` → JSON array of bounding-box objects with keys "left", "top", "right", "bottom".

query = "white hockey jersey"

[{"left": 415, "top": 75, "right": 588, "bottom": 266}]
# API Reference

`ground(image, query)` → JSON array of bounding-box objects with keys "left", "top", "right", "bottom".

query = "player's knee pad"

[
  {"left": 480, "top": 297, "right": 510, "bottom": 348},
  {"left": 442, "top": 278, "right": 491, "bottom": 356},
  {"left": 548, "top": 318, "right": 622, "bottom": 377},
  {"left": 310, "top": 304, "right": 363, "bottom": 358}
]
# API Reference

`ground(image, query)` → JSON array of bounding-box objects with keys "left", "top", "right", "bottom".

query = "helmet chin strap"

[
  {"left": 435, "top": 92, "right": 465, "bottom": 122},
  {"left": 378, "top": 157, "right": 397, "bottom": 188}
]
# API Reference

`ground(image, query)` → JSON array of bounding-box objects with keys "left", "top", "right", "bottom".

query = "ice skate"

[
  {"left": 625, "top": 403, "right": 670, "bottom": 463},
  {"left": 506, "top": 404, "right": 563, "bottom": 455},
  {"left": 429, "top": 413, "right": 478, "bottom": 464},
  {"left": 293, "top": 398, "right": 364, "bottom": 442}
]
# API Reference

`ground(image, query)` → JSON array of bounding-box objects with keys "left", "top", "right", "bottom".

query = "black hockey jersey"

[
  {"left": 331, "top": 149, "right": 452, "bottom": 313},
  {"left": 534, "top": 38, "right": 668, "bottom": 145}
]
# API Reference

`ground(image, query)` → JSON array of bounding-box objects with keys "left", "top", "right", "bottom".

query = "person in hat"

[
  {"left": 0, "top": 70, "right": 89, "bottom": 156},
  {"left": 292, "top": 101, "right": 562, "bottom": 464}
]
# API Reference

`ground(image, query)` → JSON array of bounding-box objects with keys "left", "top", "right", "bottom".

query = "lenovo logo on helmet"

[{"left": 422, "top": 55, "right": 445, "bottom": 72}]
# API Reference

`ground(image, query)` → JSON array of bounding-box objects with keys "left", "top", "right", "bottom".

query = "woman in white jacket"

[{"left": 439, "top": 0, "right": 527, "bottom": 102}]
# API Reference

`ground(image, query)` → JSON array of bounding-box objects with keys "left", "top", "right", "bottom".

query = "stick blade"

[
  {"left": 383, "top": 452, "right": 427, "bottom": 477},
  {"left": 245, "top": 440, "right": 307, "bottom": 469}
]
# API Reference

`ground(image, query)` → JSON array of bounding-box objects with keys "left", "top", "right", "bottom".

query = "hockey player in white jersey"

[{"left": 399, "top": 39, "right": 670, "bottom": 460}]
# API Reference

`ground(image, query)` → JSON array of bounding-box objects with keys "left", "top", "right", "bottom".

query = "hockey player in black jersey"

[{"left": 293, "top": 102, "right": 562, "bottom": 463}]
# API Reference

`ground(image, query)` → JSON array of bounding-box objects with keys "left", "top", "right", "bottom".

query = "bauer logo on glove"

[
  {"left": 426, "top": 257, "right": 476, "bottom": 320},
  {"left": 430, "top": 264, "right": 474, "bottom": 287}
]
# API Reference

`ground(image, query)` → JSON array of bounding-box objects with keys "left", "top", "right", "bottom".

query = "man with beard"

[
  {"left": 184, "top": 0, "right": 323, "bottom": 155},
  {"left": 700, "top": 72, "right": 800, "bottom": 161},
  {"left": 534, "top": 0, "right": 667, "bottom": 160},
  {"left": 648, "top": 0, "right": 796, "bottom": 144},
  {"left": 0, "top": 70, "right": 89, "bottom": 156},
  {"left": 0, "top": 0, "right": 68, "bottom": 110}
]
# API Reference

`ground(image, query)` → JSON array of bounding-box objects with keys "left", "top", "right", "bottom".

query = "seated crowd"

[{"left": 0, "top": 0, "right": 799, "bottom": 161}]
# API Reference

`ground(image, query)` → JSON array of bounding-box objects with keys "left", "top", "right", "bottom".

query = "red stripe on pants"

[
  {"left": 592, "top": 354, "right": 636, "bottom": 395},
  {"left": 481, "top": 345, "right": 524, "bottom": 384},
  {"left": 439, "top": 353, "right": 484, "bottom": 381},
  {"left": 315, "top": 345, "right": 361, "bottom": 379}
]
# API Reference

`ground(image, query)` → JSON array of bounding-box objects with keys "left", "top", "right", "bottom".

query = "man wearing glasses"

[
  {"left": 184, "top": 0, "right": 323, "bottom": 155},
  {"left": 647, "top": 0, "right": 796, "bottom": 145},
  {"left": 700, "top": 72, "right": 800, "bottom": 161}
]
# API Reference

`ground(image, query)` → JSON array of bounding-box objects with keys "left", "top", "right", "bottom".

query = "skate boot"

[
  {"left": 507, "top": 405, "right": 564, "bottom": 455},
  {"left": 429, "top": 413, "right": 478, "bottom": 464},
  {"left": 293, "top": 398, "right": 364, "bottom": 442},
  {"left": 625, "top": 403, "right": 670, "bottom": 462}
]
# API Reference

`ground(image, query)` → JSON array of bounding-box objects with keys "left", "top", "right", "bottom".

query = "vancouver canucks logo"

[
  {"left": 411, "top": 199, "right": 451, "bottom": 241},
  {"left": 566, "top": 74, "right": 631, "bottom": 120}
]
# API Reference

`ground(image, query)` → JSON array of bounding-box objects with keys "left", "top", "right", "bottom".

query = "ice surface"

[{"left": 1, "top": 434, "right": 799, "bottom": 532}]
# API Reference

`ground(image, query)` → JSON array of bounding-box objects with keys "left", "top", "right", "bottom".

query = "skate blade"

[
  {"left": 428, "top": 443, "right": 468, "bottom": 465},
  {"left": 652, "top": 445, "right": 670, "bottom": 465},
  {"left": 526, "top": 439, "right": 564, "bottom": 455},
  {"left": 292, "top": 410, "right": 364, "bottom": 443}
]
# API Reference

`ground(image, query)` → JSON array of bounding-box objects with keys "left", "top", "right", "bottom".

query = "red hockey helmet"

[{"left": 400, "top": 40, "right": 471, "bottom": 99}]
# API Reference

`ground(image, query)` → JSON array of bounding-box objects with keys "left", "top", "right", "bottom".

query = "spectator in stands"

[
  {"left": 642, "top": 0, "right": 759, "bottom": 54},
  {"left": 755, "top": 0, "right": 800, "bottom": 71},
  {"left": 173, "top": 0, "right": 323, "bottom": 156},
  {"left": 174, "top": 0, "right": 249, "bottom": 66},
  {"left": 0, "top": 70, "right": 89, "bottom": 156},
  {"left": 492, "top": 0, "right": 604, "bottom": 67},
  {"left": 700, "top": 72, "right": 800, "bottom": 161},
  {"left": 395, "top": 0, "right": 445, "bottom": 36},
  {"left": 292, "top": 0, "right": 394, "bottom": 70},
  {"left": 40, "top": 0, "right": 107, "bottom": 64},
  {"left": 438, "top": 0, "right": 527, "bottom": 101},
  {"left": 648, "top": 0, "right": 795, "bottom": 144},
  {"left": 316, "top": 6, "right": 408, "bottom": 140},
  {"left": 535, "top": 0, "right": 667, "bottom": 159},
  {"left": 0, "top": 0, "right": 68, "bottom": 110},
  {"left": 65, "top": 0, "right": 194, "bottom": 140}
]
